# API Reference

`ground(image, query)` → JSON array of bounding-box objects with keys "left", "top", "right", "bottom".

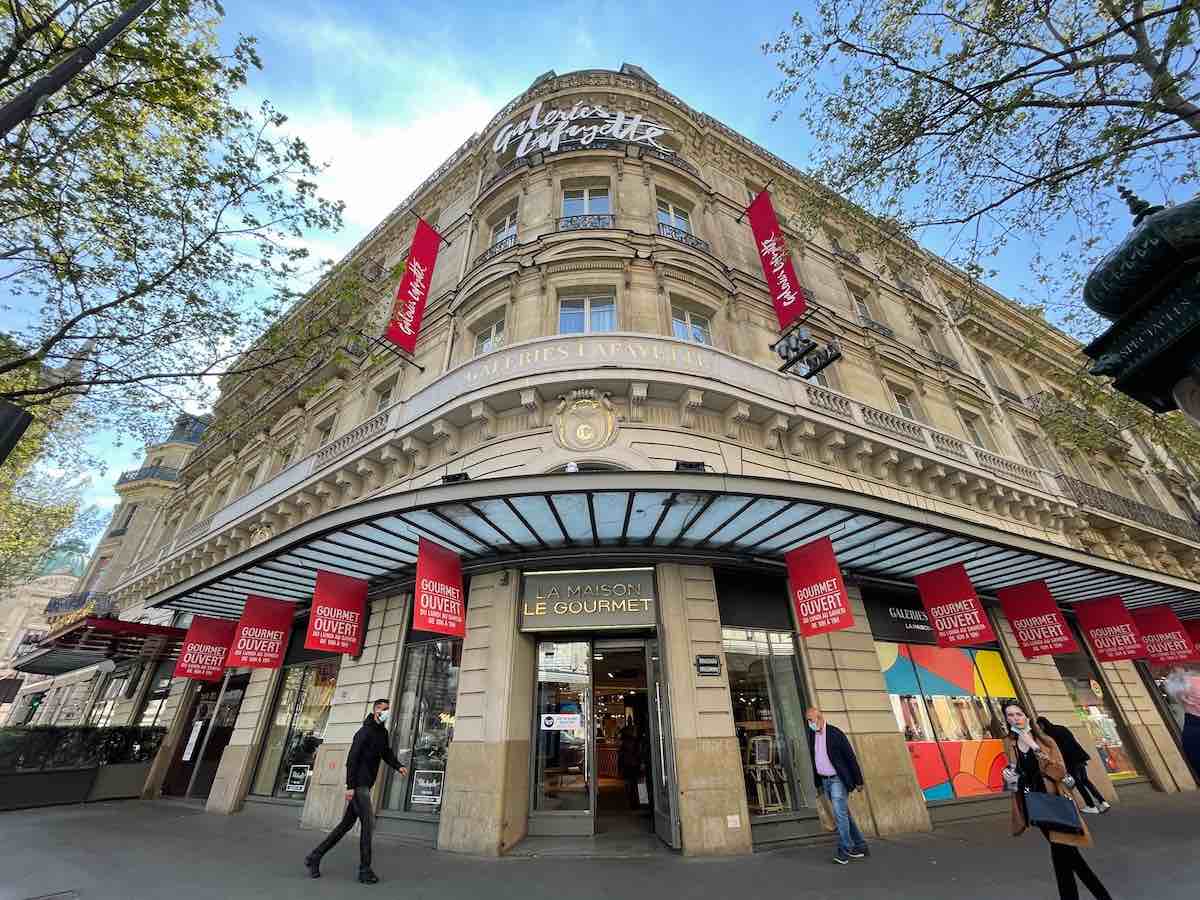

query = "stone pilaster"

[{"left": 206, "top": 667, "right": 282, "bottom": 813}]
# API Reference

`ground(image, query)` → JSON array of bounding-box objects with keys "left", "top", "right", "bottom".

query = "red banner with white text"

[
  {"left": 914, "top": 563, "right": 996, "bottom": 647},
  {"left": 996, "top": 580, "right": 1078, "bottom": 658},
  {"left": 226, "top": 595, "right": 294, "bottom": 669},
  {"left": 1074, "top": 596, "right": 1146, "bottom": 662},
  {"left": 1130, "top": 605, "right": 1200, "bottom": 664},
  {"left": 413, "top": 538, "right": 465, "bottom": 637},
  {"left": 786, "top": 536, "right": 854, "bottom": 637},
  {"left": 747, "top": 190, "right": 807, "bottom": 330},
  {"left": 304, "top": 570, "right": 368, "bottom": 655},
  {"left": 173, "top": 615, "right": 237, "bottom": 681},
  {"left": 1186, "top": 620, "right": 1200, "bottom": 659},
  {"left": 384, "top": 218, "right": 441, "bottom": 354}
]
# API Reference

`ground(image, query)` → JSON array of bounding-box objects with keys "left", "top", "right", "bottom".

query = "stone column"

[
  {"left": 438, "top": 569, "right": 536, "bottom": 855},
  {"left": 989, "top": 611, "right": 1118, "bottom": 805},
  {"left": 798, "top": 582, "right": 931, "bottom": 836},
  {"left": 1098, "top": 659, "right": 1197, "bottom": 793},
  {"left": 301, "top": 593, "right": 411, "bottom": 831},
  {"left": 205, "top": 667, "right": 282, "bottom": 813},
  {"left": 655, "top": 563, "right": 752, "bottom": 856}
]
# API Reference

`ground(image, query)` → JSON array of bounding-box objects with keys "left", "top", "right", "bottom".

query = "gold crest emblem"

[{"left": 554, "top": 389, "right": 617, "bottom": 452}]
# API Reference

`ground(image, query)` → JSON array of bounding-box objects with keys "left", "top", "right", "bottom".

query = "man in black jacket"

[
  {"left": 806, "top": 706, "right": 869, "bottom": 865},
  {"left": 305, "top": 699, "right": 407, "bottom": 884},
  {"left": 1037, "top": 715, "right": 1110, "bottom": 814}
]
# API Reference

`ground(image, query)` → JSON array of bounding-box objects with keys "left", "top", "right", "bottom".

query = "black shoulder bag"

[{"left": 1023, "top": 788, "right": 1084, "bottom": 835}]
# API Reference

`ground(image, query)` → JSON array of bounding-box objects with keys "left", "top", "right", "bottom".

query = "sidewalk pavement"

[{"left": 2, "top": 789, "right": 1198, "bottom": 900}]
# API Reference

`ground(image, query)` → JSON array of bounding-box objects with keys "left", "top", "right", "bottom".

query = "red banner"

[
  {"left": 1130, "top": 606, "right": 1200, "bottom": 664},
  {"left": 226, "top": 595, "right": 294, "bottom": 669},
  {"left": 785, "top": 536, "right": 854, "bottom": 637},
  {"left": 747, "top": 190, "right": 807, "bottom": 330},
  {"left": 173, "top": 616, "right": 237, "bottom": 681},
  {"left": 1186, "top": 620, "right": 1200, "bottom": 658},
  {"left": 384, "top": 218, "right": 441, "bottom": 354},
  {"left": 996, "top": 581, "right": 1078, "bottom": 658},
  {"left": 914, "top": 563, "right": 996, "bottom": 647},
  {"left": 413, "top": 538, "right": 465, "bottom": 637},
  {"left": 304, "top": 571, "right": 368, "bottom": 655},
  {"left": 1074, "top": 596, "right": 1147, "bottom": 662}
]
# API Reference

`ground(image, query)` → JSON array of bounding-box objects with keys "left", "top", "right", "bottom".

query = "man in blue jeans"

[{"left": 806, "top": 706, "right": 869, "bottom": 865}]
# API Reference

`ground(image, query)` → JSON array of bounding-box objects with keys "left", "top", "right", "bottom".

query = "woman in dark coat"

[
  {"left": 1036, "top": 716, "right": 1109, "bottom": 814},
  {"left": 1003, "top": 701, "right": 1112, "bottom": 900}
]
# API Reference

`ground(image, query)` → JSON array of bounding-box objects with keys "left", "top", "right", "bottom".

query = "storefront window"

[
  {"left": 533, "top": 640, "right": 591, "bottom": 812},
  {"left": 383, "top": 639, "right": 462, "bottom": 814},
  {"left": 723, "top": 627, "right": 816, "bottom": 815},
  {"left": 1144, "top": 661, "right": 1200, "bottom": 732},
  {"left": 136, "top": 659, "right": 175, "bottom": 727},
  {"left": 1052, "top": 653, "right": 1141, "bottom": 780},
  {"left": 87, "top": 672, "right": 129, "bottom": 726},
  {"left": 251, "top": 659, "right": 339, "bottom": 799},
  {"left": 875, "top": 641, "right": 1016, "bottom": 800}
]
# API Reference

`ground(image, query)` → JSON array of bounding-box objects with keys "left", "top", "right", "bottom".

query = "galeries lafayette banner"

[
  {"left": 996, "top": 580, "right": 1078, "bottom": 658},
  {"left": 1074, "top": 596, "right": 1147, "bottom": 662},
  {"left": 413, "top": 538, "right": 465, "bottom": 638},
  {"left": 174, "top": 615, "right": 237, "bottom": 681},
  {"left": 1130, "top": 605, "right": 1200, "bottom": 664},
  {"left": 747, "top": 190, "right": 807, "bottom": 330},
  {"left": 914, "top": 563, "right": 996, "bottom": 647},
  {"left": 493, "top": 100, "right": 673, "bottom": 160},
  {"left": 226, "top": 595, "right": 294, "bottom": 669},
  {"left": 785, "top": 536, "right": 854, "bottom": 637},
  {"left": 384, "top": 218, "right": 441, "bottom": 355},
  {"left": 304, "top": 570, "right": 368, "bottom": 655}
]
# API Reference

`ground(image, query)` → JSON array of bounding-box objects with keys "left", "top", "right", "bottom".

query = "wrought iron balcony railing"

[
  {"left": 1023, "top": 391, "right": 1129, "bottom": 448},
  {"left": 858, "top": 315, "right": 895, "bottom": 339},
  {"left": 558, "top": 214, "right": 616, "bottom": 231},
  {"left": 1056, "top": 474, "right": 1200, "bottom": 542},
  {"left": 656, "top": 222, "right": 711, "bottom": 253},
  {"left": 44, "top": 592, "right": 113, "bottom": 617},
  {"left": 473, "top": 233, "right": 517, "bottom": 267},
  {"left": 116, "top": 465, "right": 180, "bottom": 486},
  {"left": 831, "top": 241, "right": 861, "bottom": 265},
  {"left": 643, "top": 148, "right": 701, "bottom": 178}
]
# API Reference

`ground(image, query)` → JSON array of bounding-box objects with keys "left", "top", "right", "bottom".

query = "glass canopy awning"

[
  {"left": 13, "top": 617, "right": 187, "bottom": 676},
  {"left": 143, "top": 472, "right": 1200, "bottom": 621}
]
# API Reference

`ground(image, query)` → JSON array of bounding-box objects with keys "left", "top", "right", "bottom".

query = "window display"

[
  {"left": 533, "top": 640, "right": 591, "bottom": 813},
  {"left": 382, "top": 639, "right": 461, "bottom": 814},
  {"left": 875, "top": 641, "right": 1016, "bottom": 800},
  {"left": 723, "top": 627, "right": 817, "bottom": 815},
  {"left": 1052, "top": 653, "right": 1141, "bottom": 779},
  {"left": 251, "top": 659, "right": 339, "bottom": 799}
]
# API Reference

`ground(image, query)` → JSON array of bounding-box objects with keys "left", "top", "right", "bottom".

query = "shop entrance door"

[
  {"left": 646, "top": 638, "right": 681, "bottom": 849},
  {"left": 162, "top": 674, "right": 249, "bottom": 799}
]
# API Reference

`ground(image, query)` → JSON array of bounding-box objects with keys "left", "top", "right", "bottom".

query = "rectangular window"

[
  {"left": 474, "top": 315, "right": 506, "bottom": 356},
  {"left": 656, "top": 199, "right": 691, "bottom": 233},
  {"left": 490, "top": 207, "right": 518, "bottom": 246},
  {"left": 559, "top": 296, "right": 615, "bottom": 334},
  {"left": 562, "top": 187, "right": 610, "bottom": 217},
  {"left": 807, "top": 369, "right": 831, "bottom": 388},
  {"left": 671, "top": 305, "right": 711, "bottom": 345},
  {"left": 316, "top": 418, "right": 335, "bottom": 448},
  {"left": 1018, "top": 432, "right": 1052, "bottom": 469},
  {"left": 893, "top": 389, "right": 917, "bottom": 421},
  {"left": 959, "top": 410, "right": 991, "bottom": 449},
  {"left": 88, "top": 673, "right": 130, "bottom": 727},
  {"left": 382, "top": 639, "right": 462, "bottom": 814},
  {"left": 532, "top": 640, "right": 591, "bottom": 813},
  {"left": 374, "top": 382, "right": 394, "bottom": 414},
  {"left": 1052, "top": 652, "right": 1142, "bottom": 780},
  {"left": 852, "top": 292, "right": 872, "bottom": 321},
  {"left": 251, "top": 659, "right": 340, "bottom": 799}
]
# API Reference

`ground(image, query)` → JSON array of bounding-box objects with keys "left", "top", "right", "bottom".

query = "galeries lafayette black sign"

[{"left": 493, "top": 100, "right": 673, "bottom": 160}]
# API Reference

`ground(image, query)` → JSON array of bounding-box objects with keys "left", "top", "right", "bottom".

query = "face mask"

[
  {"left": 377, "top": 710, "right": 391, "bottom": 726},
  {"left": 1010, "top": 723, "right": 1027, "bottom": 734},
  {"left": 808, "top": 721, "right": 819, "bottom": 732}
]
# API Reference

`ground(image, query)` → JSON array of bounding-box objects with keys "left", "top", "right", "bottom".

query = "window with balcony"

[
  {"left": 807, "top": 369, "right": 832, "bottom": 389},
  {"left": 656, "top": 198, "right": 691, "bottom": 233},
  {"left": 958, "top": 410, "right": 993, "bottom": 450},
  {"left": 473, "top": 312, "right": 506, "bottom": 356},
  {"left": 1018, "top": 431, "right": 1054, "bottom": 470},
  {"left": 1129, "top": 477, "right": 1162, "bottom": 510},
  {"left": 559, "top": 295, "right": 616, "bottom": 334},
  {"left": 373, "top": 379, "right": 396, "bottom": 414},
  {"left": 315, "top": 416, "right": 336, "bottom": 449},
  {"left": 560, "top": 186, "right": 611, "bottom": 230},
  {"left": 892, "top": 387, "right": 919, "bottom": 422},
  {"left": 238, "top": 463, "right": 261, "bottom": 496},
  {"left": 851, "top": 291, "right": 872, "bottom": 322},
  {"left": 671, "top": 304, "right": 712, "bottom": 345},
  {"left": 490, "top": 205, "right": 518, "bottom": 246}
]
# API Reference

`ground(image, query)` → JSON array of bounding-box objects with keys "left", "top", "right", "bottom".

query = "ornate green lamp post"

[{"left": 1084, "top": 189, "right": 1200, "bottom": 428}]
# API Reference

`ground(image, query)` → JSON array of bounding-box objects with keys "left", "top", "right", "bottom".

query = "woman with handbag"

[{"left": 1001, "top": 701, "right": 1114, "bottom": 900}]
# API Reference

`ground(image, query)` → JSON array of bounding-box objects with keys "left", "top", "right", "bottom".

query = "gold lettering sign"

[{"left": 520, "top": 569, "right": 657, "bottom": 632}]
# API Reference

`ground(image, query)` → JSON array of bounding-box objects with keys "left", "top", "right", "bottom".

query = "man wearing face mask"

[
  {"left": 305, "top": 699, "right": 407, "bottom": 884},
  {"left": 806, "top": 706, "right": 869, "bottom": 865}
]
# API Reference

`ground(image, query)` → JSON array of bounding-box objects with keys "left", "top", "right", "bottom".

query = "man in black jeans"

[
  {"left": 305, "top": 699, "right": 407, "bottom": 884},
  {"left": 1037, "top": 716, "right": 1110, "bottom": 814}
]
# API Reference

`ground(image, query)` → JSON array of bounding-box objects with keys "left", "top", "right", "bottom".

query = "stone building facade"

[{"left": 28, "top": 65, "right": 1200, "bottom": 856}]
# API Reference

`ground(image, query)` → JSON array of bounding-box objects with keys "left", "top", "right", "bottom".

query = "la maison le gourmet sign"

[{"left": 493, "top": 100, "right": 674, "bottom": 161}]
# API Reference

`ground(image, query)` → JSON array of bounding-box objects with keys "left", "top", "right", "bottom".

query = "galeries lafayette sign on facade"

[{"left": 493, "top": 100, "right": 673, "bottom": 160}]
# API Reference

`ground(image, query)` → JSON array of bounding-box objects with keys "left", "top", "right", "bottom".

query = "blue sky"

[{"left": 4, "top": 1, "right": 1093, "bottom": 535}]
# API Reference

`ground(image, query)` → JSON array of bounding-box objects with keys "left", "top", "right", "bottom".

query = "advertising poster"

[
  {"left": 410, "top": 770, "right": 445, "bottom": 806},
  {"left": 1130, "top": 605, "right": 1200, "bottom": 664},
  {"left": 174, "top": 615, "right": 238, "bottom": 681},
  {"left": 1074, "top": 596, "right": 1147, "bottom": 662},
  {"left": 785, "top": 536, "right": 854, "bottom": 637},
  {"left": 996, "top": 581, "right": 1078, "bottom": 658},
  {"left": 413, "top": 538, "right": 466, "bottom": 637},
  {"left": 914, "top": 563, "right": 996, "bottom": 647},
  {"left": 226, "top": 595, "right": 294, "bottom": 669},
  {"left": 747, "top": 190, "right": 807, "bottom": 330},
  {"left": 304, "top": 570, "right": 368, "bottom": 655},
  {"left": 384, "top": 218, "right": 441, "bottom": 354}
]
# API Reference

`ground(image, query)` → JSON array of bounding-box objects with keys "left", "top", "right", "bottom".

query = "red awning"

[{"left": 12, "top": 617, "right": 187, "bottom": 676}]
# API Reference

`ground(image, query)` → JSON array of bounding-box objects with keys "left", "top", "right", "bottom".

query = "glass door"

[
  {"left": 646, "top": 639, "right": 681, "bottom": 848},
  {"left": 530, "top": 640, "right": 593, "bottom": 835}
]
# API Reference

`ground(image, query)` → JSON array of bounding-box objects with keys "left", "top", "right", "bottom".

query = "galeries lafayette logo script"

[{"left": 493, "top": 100, "right": 673, "bottom": 160}]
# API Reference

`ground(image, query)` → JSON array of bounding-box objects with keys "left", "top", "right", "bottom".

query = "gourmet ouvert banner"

[
  {"left": 174, "top": 615, "right": 238, "bottom": 681},
  {"left": 1186, "top": 619, "right": 1200, "bottom": 658},
  {"left": 413, "top": 538, "right": 465, "bottom": 638},
  {"left": 785, "top": 536, "right": 854, "bottom": 637},
  {"left": 1074, "top": 595, "right": 1147, "bottom": 662},
  {"left": 1130, "top": 605, "right": 1200, "bottom": 664},
  {"left": 996, "top": 580, "right": 1078, "bottom": 658},
  {"left": 304, "top": 570, "right": 368, "bottom": 655},
  {"left": 384, "top": 218, "right": 441, "bottom": 355},
  {"left": 914, "top": 563, "right": 997, "bottom": 647},
  {"left": 746, "top": 190, "right": 806, "bottom": 330},
  {"left": 226, "top": 595, "right": 294, "bottom": 669}
]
